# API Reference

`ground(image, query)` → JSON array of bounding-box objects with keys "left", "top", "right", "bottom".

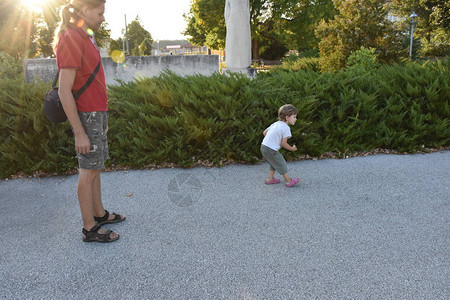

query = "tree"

[
  {"left": 271, "top": 0, "right": 337, "bottom": 51},
  {"left": 431, "top": 1, "right": 450, "bottom": 28},
  {"left": 0, "top": 0, "right": 39, "bottom": 58},
  {"left": 389, "top": 0, "right": 450, "bottom": 57},
  {"left": 183, "top": 0, "right": 226, "bottom": 51},
  {"left": 95, "top": 23, "right": 112, "bottom": 50},
  {"left": 33, "top": 0, "right": 68, "bottom": 57},
  {"left": 1, "top": 0, "right": 111, "bottom": 58},
  {"left": 137, "top": 38, "right": 153, "bottom": 56},
  {"left": 108, "top": 39, "right": 122, "bottom": 56},
  {"left": 184, "top": 0, "right": 286, "bottom": 60},
  {"left": 315, "top": 0, "right": 404, "bottom": 72},
  {"left": 184, "top": 0, "right": 338, "bottom": 61},
  {"left": 257, "top": 19, "right": 288, "bottom": 60},
  {"left": 248, "top": 0, "right": 268, "bottom": 60},
  {"left": 125, "top": 17, "right": 153, "bottom": 56}
]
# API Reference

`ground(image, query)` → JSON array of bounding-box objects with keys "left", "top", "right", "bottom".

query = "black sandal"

[
  {"left": 94, "top": 210, "right": 126, "bottom": 225},
  {"left": 82, "top": 224, "right": 119, "bottom": 243}
]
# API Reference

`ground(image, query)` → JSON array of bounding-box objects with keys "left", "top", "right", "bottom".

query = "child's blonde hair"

[{"left": 278, "top": 104, "right": 298, "bottom": 121}]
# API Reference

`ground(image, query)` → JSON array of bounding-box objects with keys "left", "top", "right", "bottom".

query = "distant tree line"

[
  {"left": 184, "top": 0, "right": 449, "bottom": 71},
  {"left": 2, "top": 0, "right": 448, "bottom": 72}
]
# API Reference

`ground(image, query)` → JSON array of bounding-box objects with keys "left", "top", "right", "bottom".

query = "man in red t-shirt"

[{"left": 54, "top": 0, "right": 125, "bottom": 243}]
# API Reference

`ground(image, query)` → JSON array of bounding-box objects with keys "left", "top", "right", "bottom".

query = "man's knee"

[{"left": 79, "top": 168, "right": 100, "bottom": 181}]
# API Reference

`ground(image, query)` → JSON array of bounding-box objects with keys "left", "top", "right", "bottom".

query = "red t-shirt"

[{"left": 55, "top": 27, "right": 108, "bottom": 112}]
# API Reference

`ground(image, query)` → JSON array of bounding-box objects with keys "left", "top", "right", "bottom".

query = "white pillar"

[{"left": 224, "top": 0, "right": 254, "bottom": 76}]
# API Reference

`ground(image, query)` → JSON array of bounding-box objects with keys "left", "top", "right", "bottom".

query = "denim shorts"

[
  {"left": 76, "top": 111, "right": 109, "bottom": 170},
  {"left": 260, "top": 144, "right": 288, "bottom": 175}
]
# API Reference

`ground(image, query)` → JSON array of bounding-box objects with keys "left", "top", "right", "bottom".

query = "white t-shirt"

[{"left": 262, "top": 121, "right": 291, "bottom": 151}]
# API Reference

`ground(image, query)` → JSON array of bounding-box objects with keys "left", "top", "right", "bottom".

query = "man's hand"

[{"left": 75, "top": 134, "right": 91, "bottom": 154}]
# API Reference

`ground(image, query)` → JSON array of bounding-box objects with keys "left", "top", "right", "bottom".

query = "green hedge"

[
  {"left": 273, "top": 57, "right": 320, "bottom": 72},
  {"left": 1, "top": 59, "right": 449, "bottom": 178}
]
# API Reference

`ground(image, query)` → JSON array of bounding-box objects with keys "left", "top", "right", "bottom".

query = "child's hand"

[{"left": 292, "top": 145, "right": 297, "bottom": 151}]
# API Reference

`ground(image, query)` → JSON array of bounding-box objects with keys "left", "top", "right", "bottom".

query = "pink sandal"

[
  {"left": 285, "top": 177, "right": 300, "bottom": 187},
  {"left": 265, "top": 178, "right": 281, "bottom": 184}
]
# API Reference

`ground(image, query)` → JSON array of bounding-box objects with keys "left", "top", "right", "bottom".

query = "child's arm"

[
  {"left": 281, "top": 137, "right": 297, "bottom": 151},
  {"left": 263, "top": 129, "right": 268, "bottom": 136}
]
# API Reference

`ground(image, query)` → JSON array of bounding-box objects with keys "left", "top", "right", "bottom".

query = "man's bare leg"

[
  {"left": 78, "top": 168, "right": 118, "bottom": 238},
  {"left": 91, "top": 172, "right": 124, "bottom": 222},
  {"left": 91, "top": 171, "right": 106, "bottom": 217}
]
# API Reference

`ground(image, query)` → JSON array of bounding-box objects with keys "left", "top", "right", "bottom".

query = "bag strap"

[
  {"left": 73, "top": 61, "right": 101, "bottom": 100},
  {"left": 52, "top": 71, "right": 59, "bottom": 88},
  {"left": 52, "top": 61, "right": 101, "bottom": 100}
]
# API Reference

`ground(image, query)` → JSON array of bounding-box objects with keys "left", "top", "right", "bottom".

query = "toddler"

[{"left": 261, "top": 104, "right": 300, "bottom": 187}]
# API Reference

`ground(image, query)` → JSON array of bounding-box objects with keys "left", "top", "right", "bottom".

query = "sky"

[{"left": 104, "top": 0, "right": 192, "bottom": 41}]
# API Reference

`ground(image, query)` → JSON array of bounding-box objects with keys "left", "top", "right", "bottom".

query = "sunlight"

[{"left": 20, "top": 0, "right": 48, "bottom": 13}]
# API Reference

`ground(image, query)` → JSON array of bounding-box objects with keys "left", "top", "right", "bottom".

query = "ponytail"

[
  {"left": 53, "top": 4, "right": 79, "bottom": 51},
  {"left": 52, "top": 0, "right": 106, "bottom": 52}
]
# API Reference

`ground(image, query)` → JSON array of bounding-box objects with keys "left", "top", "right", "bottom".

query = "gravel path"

[{"left": 1, "top": 151, "right": 449, "bottom": 299}]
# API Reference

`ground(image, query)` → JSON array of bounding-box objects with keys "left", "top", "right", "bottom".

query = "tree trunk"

[{"left": 252, "top": 39, "right": 260, "bottom": 61}]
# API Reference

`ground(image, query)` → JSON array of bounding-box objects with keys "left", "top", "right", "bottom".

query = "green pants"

[{"left": 260, "top": 144, "right": 288, "bottom": 175}]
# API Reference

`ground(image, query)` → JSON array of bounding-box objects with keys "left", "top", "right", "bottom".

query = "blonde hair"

[
  {"left": 53, "top": 0, "right": 106, "bottom": 51},
  {"left": 278, "top": 104, "right": 298, "bottom": 121}
]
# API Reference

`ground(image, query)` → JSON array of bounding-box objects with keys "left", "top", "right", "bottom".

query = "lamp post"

[
  {"left": 124, "top": 14, "right": 129, "bottom": 56},
  {"left": 409, "top": 12, "right": 418, "bottom": 60}
]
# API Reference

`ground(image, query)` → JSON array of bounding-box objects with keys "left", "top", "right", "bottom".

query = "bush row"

[
  {"left": 273, "top": 57, "right": 320, "bottom": 72},
  {"left": 0, "top": 59, "right": 449, "bottom": 178}
]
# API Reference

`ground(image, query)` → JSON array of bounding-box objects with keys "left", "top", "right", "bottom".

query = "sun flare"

[{"left": 20, "top": 0, "right": 48, "bottom": 12}]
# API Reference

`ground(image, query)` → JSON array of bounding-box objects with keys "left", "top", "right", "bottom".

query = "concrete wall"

[{"left": 23, "top": 55, "right": 219, "bottom": 86}]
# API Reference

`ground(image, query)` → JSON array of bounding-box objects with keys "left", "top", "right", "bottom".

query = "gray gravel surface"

[{"left": 1, "top": 151, "right": 449, "bottom": 299}]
